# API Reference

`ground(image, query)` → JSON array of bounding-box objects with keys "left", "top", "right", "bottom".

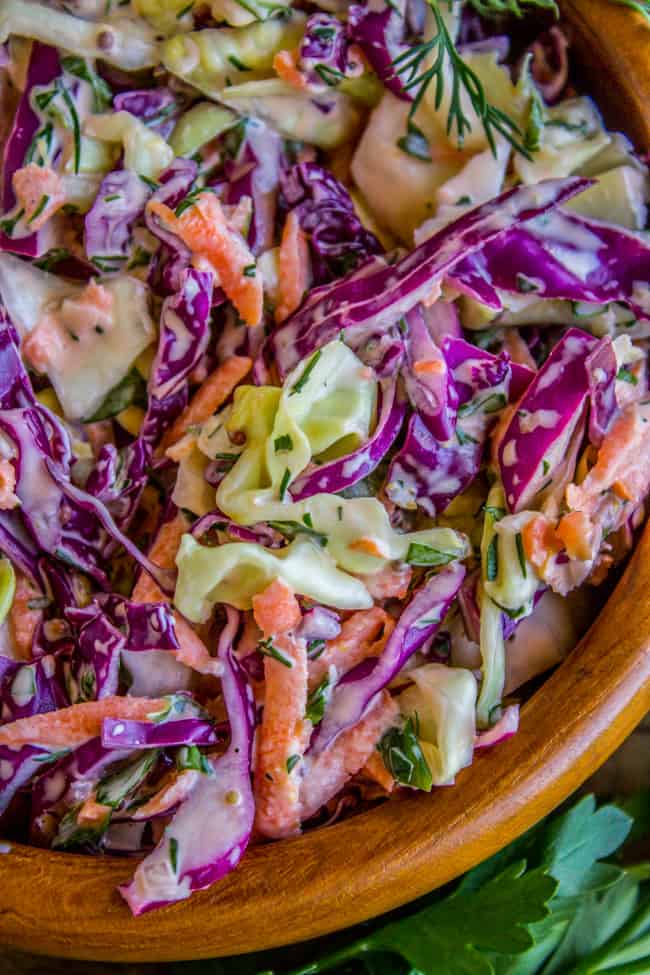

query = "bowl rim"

[{"left": 2, "top": 0, "right": 650, "bottom": 961}]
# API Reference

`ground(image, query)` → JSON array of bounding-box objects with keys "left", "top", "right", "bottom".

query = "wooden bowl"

[{"left": 2, "top": 0, "right": 650, "bottom": 961}]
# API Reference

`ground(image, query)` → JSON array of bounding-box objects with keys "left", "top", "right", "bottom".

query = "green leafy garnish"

[
  {"left": 274, "top": 434, "right": 294, "bottom": 453},
  {"left": 169, "top": 836, "right": 179, "bottom": 873},
  {"left": 61, "top": 56, "right": 112, "bottom": 112},
  {"left": 617, "top": 366, "right": 639, "bottom": 385},
  {"left": 305, "top": 677, "right": 330, "bottom": 726},
  {"left": 377, "top": 716, "right": 433, "bottom": 792},
  {"left": 26, "top": 194, "right": 50, "bottom": 225},
  {"left": 468, "top": 0, "right": 557, "bottom": 15},
  {"left": 486, "top": 535, "right": 499, "bottom": 582},
  {"left": 406, "top": 542, "right": 459, "bottom": 567},
  {"left": 82, "top": 369, "right": 147, "bottom": 423},
  {"left": 392, "top": 1, "right": 533, "bottom": 160},
  {"left": 258, "top": 637, "right": 293, "bottom": 668},
  {"left": 268, "top": 520, "right": 328, "bottom": 547},
  {"left": 515, "top": 532, "right": 527, "bottom": 578},
  {"left": 286, "top": 754, "right": 300, "bottom": 774},
  {"left": 290, "top": 350, "right": 322, "bottom": 396},
  {"left": 176, "top": 745, "right": 211, "bottom": 774}
]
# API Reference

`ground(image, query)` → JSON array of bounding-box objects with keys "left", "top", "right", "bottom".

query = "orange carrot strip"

[
  {"left": 77, "top": 796, "right": 112, "bottom": 826},
  {"left": 252, "top": 578, "right": 302, "bottom": 637},
  {"left": 362, "top": 750, "right": 395, "bottom": 793},
  {"left": 275, "top": 209, "right": 310, "bottom": 324},
  {"left": 8, "top": 570, "right": 44, "bottom": 660},
  {"left": 273, "top": 49, "right": 308, "bottom": 90},
  {"left": 12, "top": 164, "right": 65, "bottom": 230},
  {"left": 132, "top": 769, "right": 201, "bottom": 820},
  {"left": 521, "top": 514, "right": 563, "bottom": 574},
  {"left": 308, "top": 607, "right": 391, "bottom": 690},
  {"left": 0, "top": 458, "right": 19, "bottom": 510},
  {"left": 0, "top": 696, "right": 166, "bottom": 749},
  {"left": 147, "top": 195, "right": 263, "bottom": 326},
  {"left": 361, "top": 564, "right": 412, "bottom": 601},
  {"left": 413, "top": 358, "right": 445, "bottom": 376},
  {"left": 556, "top": 510, "right": 595, "bottom": 562},
  {"left": 254, "top": 633, "right": 309, "bottom": 839},
  {"left": 299, "top": 691, "right": 398, "bottom": 821},
  {"left": 160, "top": 355, "right": 251, "bottom": 451}
]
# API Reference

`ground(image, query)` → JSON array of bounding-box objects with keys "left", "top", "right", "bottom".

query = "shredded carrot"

[
  {"left": 612, "top": 479, "right": 634, "bottom": 502},
  {"left": 362, "top": 750, "right": 395, "bottom": 793},
  {"left": 8, "top": 570, "right": 44, "bottom": 660},
  {"left": 348, "top": 537, "right": 389, "bottom": 559},
  {"left": 308, "top": 606, "right": 392, "bottom": 690},
  {"left": 299, "top": 691, "right": 398, "bottom": 822},
  {"left": 0, "top": 696, "right": 166, "bottom": 749},
  {"left": 0, "top": 458, "right": 19, "bottom": 510},
  {"left": 77, "top": 796, "right": 111, "bottom": 827},
  {"left": 503, "top": 328, "right": 537, "bottom": 371},
  {"left": 254, "top": 633, "right": 309, "bottom": 839},
  {"left": 273, "top": 49, "right": 308, "bottom": 90},
  {"left": 556, "top": 510, "right": 595, "bottom": 562},
  {"left": 413, "top": 358, "right": 445, "bottom": 376},
  {"left": 160, "top": 355, "right": 251, "bottom": 451},
  {"left": 132, "top": 769, "right": 201, "bottom": 820},
  {"left": 361, "top": 563, "right": 412, "bottom": 601},
  {"left": 147, "top": 194, "right": 263, "bottom": 326},
  {"left": 521, "top": 514, "right": 563, "bottom": 574},
  {"left": 275, "top": 209, "right": 310, "bottom": 324},
  {"left": 12, "top": 163, "right": 65, "bottom": 230},
  {"left": 252, "top": 578, "right": 302, "bottom": 637}
]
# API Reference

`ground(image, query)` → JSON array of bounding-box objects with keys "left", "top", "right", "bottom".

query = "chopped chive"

[
  {"left": 139, "top": 174, "right": 160, "bottom": 191},
  {"left": 483, "top": 504, "right": 505, "bottom": 521},
  {"left": 515, "top": 532, "right": 527, "bottom": 577},
  {"left": 542, "top": 459, "right": 550, "bottom": 476},
  {"left": 456, "top": 427, "right": 478, "bottom": 446},
  {"left": 176, "top": 0, "right": 194, "bottom": 16},
  {"left": 228, "top": 54, "right": 251, "bottom": 71},
  {"left": 243, "top": 263, "right": 257, "bottom": 277},
  {"left": 169, "top": 836, "right": 179, "bottom": 873},
  {"left": 617, "top": 366, "right": 638, "bottom": 385},
  {"left": 286, "top": 754, "right": 300, "bottom": 774},
  {"left": 60, "top": 84, "right": 81, "bottom": 174},
  {"left": 486, "top": 536, "right": 499, "bottom": 582},
  {"left": 307, "top": 639, "right": 326, "bottom": 660},
  {"left": 274, "top": 434, "right": 293, "bottom": 453},
  {"left": 515, "top": 273, "right": 539, "bottom": 294},
  {"left": 302, "top": 512, "right": 314, "bottom": 528},
  {"left": 290, "top": 350, "right": 322, "bottom": 396},
  {"left": 306, "top": 676, "right": 330, "bottom": 725},
  {"left": 406, "top": 542, "right": 458, "bottom": 567},
  {"left": 258, "top": 637, "right": 293, "bottom": 668},
  {"left": 27, "top": 194, "right": 50, "bottom": 225},
  {"left": 0, "top": 208, "right": 25, "bottom": 237},
  {"left": 337, "top": 505, "right": 343, "bottom": 521},
  {"left": 314, "top": 63, "right": 345, "bottom": 86},
  {"left": 104, "top": 194, "right": 121, "bottom": 203},
  {"left": 279, "top": 467, "right": 291, "bottom": 500}
]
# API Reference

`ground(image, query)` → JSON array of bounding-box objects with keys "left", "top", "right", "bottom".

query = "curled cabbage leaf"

[
  {"left": 161, "top": 15, "right": 306, "bottom": 97},
  {"left": 174, "top": 534, "right": 373, "bottom": 619},
  {"left": 85, "top": 112, "right": 174, "bottom": 181},
  {"left": 398, "top": 663, "right": 477, "bottom": 786},
  {"left": 0, "top": 0, "right": 159, "bottom": 70}
]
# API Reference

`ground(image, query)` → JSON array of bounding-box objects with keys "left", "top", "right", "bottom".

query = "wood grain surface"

[{"left": 2, "top": 0, "right": 650, "bottom": 961}]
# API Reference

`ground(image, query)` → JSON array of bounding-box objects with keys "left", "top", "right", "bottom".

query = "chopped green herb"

[
  {"left": 378, "top": 716, "right": 432, "bottom": 791},
  {"left": 274, "top": 434, "right": 293, "bottom": 453},
  {"left": 486, "top": 535, "right": 499, "bottom": 582},
  {"left": 258, "top": 637, "right": 293, "bottom": 668},
  {"left": 104, "top": 194, "right": 121, "bottom": 203},
  {"left": 286, "top": 754, "right": 300, "bottom": 774},
  {"left": 267, "top": 520, "right": 327, "bottom": 547},
  {"left": 139, "top": 174, "right": 160, "bottom": 191},
  {"left": 279, "top": 468, "right": 292, "bottom": 501},
  {"left": 27, "top": 194, "right": 50, "bottom": 225},
  {"left": 176, "top": 0, "right": 194, "bottom": 16},
  {"left": 34, "top": 248, "right": 72, "bottom": 272},
  {"left": 617, "top": 366, "right": 639, "bottom": 385},
  {"left": 458, "top": 392, "right": 507, "bottom": 418},
  {"left": 305, "top": 677, "right": 330, "bottom": 725},
  {"left": 406, "top": 542, "right": 459, "bottom": 567},
  {"left": 228, "top": 54, "right": 251, "bottom": 71},
  {"left": 397, "top": 121, "right": 432, "bottom": 161},
  {"left": 61, "top": 56, "right": 112, "bottom": 112},
  {"left": 456, "top": 427, "right": 478, "bottom": 446},
  {"left": 337, "top": 505, "right": 343, "bottom": 522},
  {"left": 176, "top": 744, "right": 211, "bottom": 774},
  {"left": 543, "top": 458, "right": 550, "bottom": 475},
  {"left": 314, "top": 63, "right": 345, "bottom": 86},
  {"left": 243, "top": 263, "right": 257, "bottom": 277},
  {"left": 455, "top": 194, "right": 472, "bottom": 205},
  {"left": 290, "top": 349, "right": 322, "bottom": 396},
  {"left": 0, "top": 209, "right": 25, "bottom": 237},
  {"left": 516, "top": 272, "right": 540, "bottom": 293},
  {"left": 169, "top": 836, "right": 179, "bottom": 873},
  {"left": 307, "top": 639, "right": 326, "bottom": 660},
  {"left": 515, "top": 532, "right": 527, "bottom": 577},
  {"left": 483, "top": 504, "right": 505, "bottom": 521},
  {"left": 60, "top": 83, "right": 81, "bottom": 174}
]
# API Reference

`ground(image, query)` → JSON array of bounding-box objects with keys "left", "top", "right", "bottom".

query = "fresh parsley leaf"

[
  {"left": 468, "top": 0, "right": 558, "bottom": 16},
  {"left": 290, "top": 350, "right": 322, "bottom": 396},
  {"left": 377, "top": 717, "right": 432, "bottom": 792},
  {"left": 406, "top": 542, "right": 459, "bottom": 567},
  {"left": 305, "top": 677, "right": 331, "bottom": 725}
]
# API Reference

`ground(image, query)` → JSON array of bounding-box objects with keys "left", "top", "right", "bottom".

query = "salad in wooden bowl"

[{"left": 0, "top": 0, "right": 649, "bottom": 960}]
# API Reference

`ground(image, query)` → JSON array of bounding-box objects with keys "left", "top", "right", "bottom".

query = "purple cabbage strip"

[
  {"left": 290, "top": 379, "right": 406, "bottom": 500},
  {"left": 113, "top": 88, "right": 183, "bottom": 140},
  {"left": 349, "top": 3, "right": 412, "bottom": 101},
  {"left": 311, "top": 563, "right": 465, "bottom": 754},
  {"left": 120, "top": 608, "right": 256, "bottom": 915},
  {"left": 586, "top": 336, "right": 618, "bottom": 447},
  {"left": 223, "top": 120, "right": 282, "bottom": 255},
  {"left": 84, "top": 169, "right": 152, "bottom": 266},
  {"left": 280, "top": 161, "right": 382, "bottom": 285},
  {"left": 0, "top": 744, "right": 54, "bottom": 817},
  {"left": 386, "top": 339, "right": 514, "bottom": 516},
  {"left": 0, "top": 651, "right": 69, "bottom": 725},
  {"left": 450, "top": 210, "right": 650, "bottom": 319},
  {"left": 402, "top": 307, "right": 456, "bottom": 441},
  {"left": 498, "top": 328, "right": 601, "bottom": 512},
  {"left": 0, "top": 43, "right": 60, "bottom": 257},
  {"left": 146, "top": 158, "right": 197, "bottom": 296},
  {"left": 297, "top": 606, "right": 341, "bottom": 642},
  {"left": 299, "top": 12, "right": 349, "bottom": 86},
  {"left": 268, "top": 177, "right": 592, "bottom": 379},
  {"left": 192, "top": 509, "right": 282, "bottom": 548},
  {"left": 102, "top": 717, "right": 220, "bottom": 749},
  {"left": 64, "top": 596, "right": 180, "bottom": 701}
]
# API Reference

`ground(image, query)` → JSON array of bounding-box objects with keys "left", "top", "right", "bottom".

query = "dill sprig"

[{"left": 393, "top": 0, "right": 533, "bottom": 159}]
